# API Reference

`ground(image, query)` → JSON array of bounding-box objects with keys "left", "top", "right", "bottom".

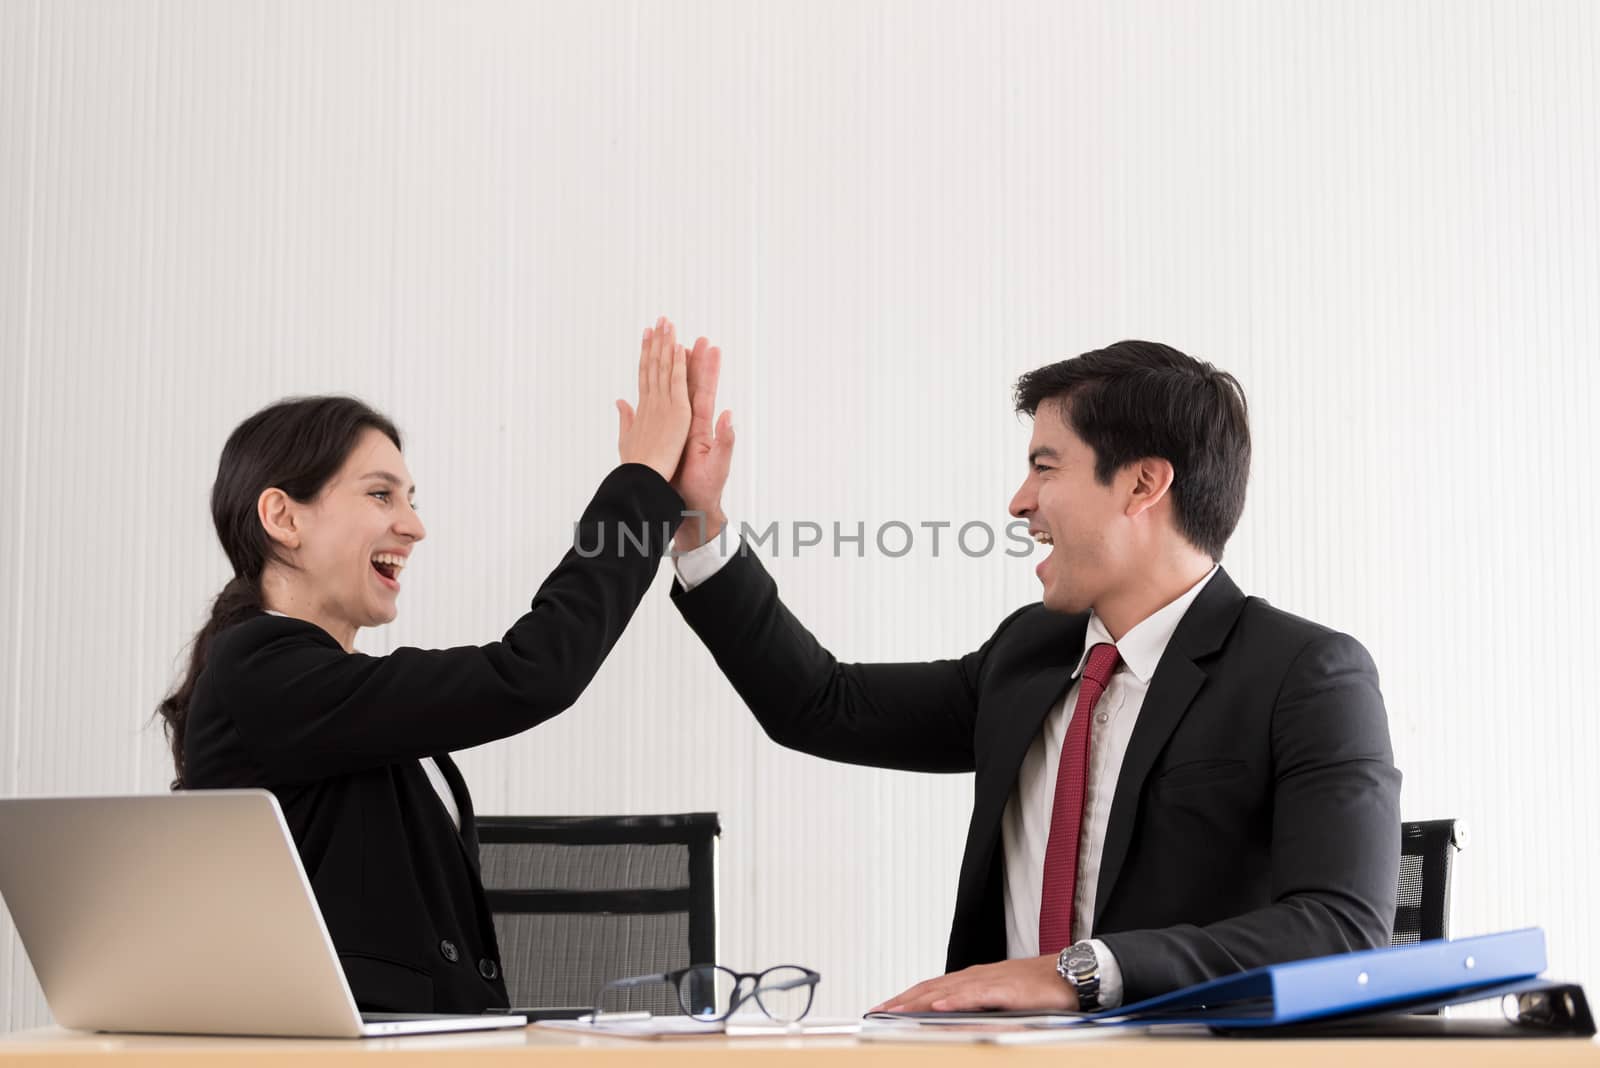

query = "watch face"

[{"left": 1067, "top": 948, "right": 1097, "bottom": 976}]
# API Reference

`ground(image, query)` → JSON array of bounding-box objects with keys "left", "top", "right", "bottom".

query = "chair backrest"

[
  {"left": 475, "top": 813, "right": 720, "bottom": 1013},
  {"left": 1392, "top": 818, "right": 1466, "bottom": 945}
]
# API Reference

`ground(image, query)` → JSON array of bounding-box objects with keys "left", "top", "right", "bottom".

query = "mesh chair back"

[
  {"left": 1392, "top": 818, "right": 1465, "bottom": 945},
  {"left": 477, "top": 813, "right": 719, "bottom": 1013}
]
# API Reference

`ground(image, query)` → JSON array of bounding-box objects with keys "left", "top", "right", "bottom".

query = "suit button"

[
  {"left": 439, "top": 939, "right": 460, "bottom": 963},
  {"left": 479, "top": 959, "right": 499, "bottom": 980}
]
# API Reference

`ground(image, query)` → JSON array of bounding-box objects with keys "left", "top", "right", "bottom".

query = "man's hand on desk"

[{"left": 868, "top": 955, "right": 1078, "bottom": 1014}]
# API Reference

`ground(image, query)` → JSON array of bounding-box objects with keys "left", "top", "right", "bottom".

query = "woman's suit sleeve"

[{"left": 203, "top": 463, "right": 683, "bottom": 783}]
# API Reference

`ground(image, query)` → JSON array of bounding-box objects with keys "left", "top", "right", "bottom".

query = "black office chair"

[
  {"left": 475, "top": 813, "right": 720, "bottom": 1013},
  {"left": 1391, "top": 818, "right": 1466, "bottom": 945}
]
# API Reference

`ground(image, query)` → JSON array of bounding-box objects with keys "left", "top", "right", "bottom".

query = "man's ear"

[
  {"left": 258, "top": 488, "right": 301, "bottom": 550},
  {"left": 1125, "top": 457, "right": 1175, "bottom": 519}
]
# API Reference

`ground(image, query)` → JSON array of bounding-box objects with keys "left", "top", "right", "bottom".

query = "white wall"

[{"left": 2, "top": 0, "right": 1596, "bottom": 1031}]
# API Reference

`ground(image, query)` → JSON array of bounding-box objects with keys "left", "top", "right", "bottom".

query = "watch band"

[{"left": 1056, "top": 940, "right": 1102, "bottom": 1011}]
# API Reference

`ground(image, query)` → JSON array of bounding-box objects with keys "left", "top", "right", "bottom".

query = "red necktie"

[{"left": 1038, "top": 641, "right": 1121, "bottom": 955}]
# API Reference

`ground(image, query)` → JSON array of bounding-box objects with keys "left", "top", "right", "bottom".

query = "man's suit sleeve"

[
  {"left": 1099, "top": 631, "right": 1403, "bottom": 1002},
  {"left": 670, "top": 547, "right": 1022, "bottom": 774}
]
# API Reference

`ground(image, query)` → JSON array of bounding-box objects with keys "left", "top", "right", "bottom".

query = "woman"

[{"left": 157, "top": 320, "right": 696, "bottom": 1014}]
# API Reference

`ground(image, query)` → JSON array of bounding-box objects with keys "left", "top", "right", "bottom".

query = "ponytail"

[{"left": 157, "top": 575, "right": 263, "bottom": 789}]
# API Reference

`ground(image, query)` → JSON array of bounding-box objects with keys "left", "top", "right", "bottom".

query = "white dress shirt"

[
  {"left": 262, "top": 610, "right": 461, "bottom": 832},
  {"left": 1000, "top": 564, "right": 1218, "bottom": 1007},
  {"left": 418, "top": 752, "right": 462, "bottom": 832},
  {"left": 674, "top": 529, "right": 741, "bottom": 591},
  {"left": 675, "top": 530, "right": 1219, "bottom": 1009}
]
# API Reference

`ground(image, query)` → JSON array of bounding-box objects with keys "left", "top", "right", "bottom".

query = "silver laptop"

[{"left": 0, "top": 790, "right": 527, "bottom": 1038}]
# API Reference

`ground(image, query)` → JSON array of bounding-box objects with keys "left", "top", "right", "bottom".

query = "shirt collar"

[{"left": 1071, "top": 565, "right": 1221, "bottom": 684}]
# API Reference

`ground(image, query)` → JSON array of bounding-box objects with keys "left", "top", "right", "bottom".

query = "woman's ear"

[{"left": 258, "top": 488, "right": 301, "bottom": 550}]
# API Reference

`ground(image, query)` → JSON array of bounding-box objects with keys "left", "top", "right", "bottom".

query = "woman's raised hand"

[{"left": 616, "top": 317, "right": 692, "bottom": 482}]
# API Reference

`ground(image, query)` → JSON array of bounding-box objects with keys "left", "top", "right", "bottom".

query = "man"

[{"left": 663, "top": 338, "right": 1400, "bottom": 1011}]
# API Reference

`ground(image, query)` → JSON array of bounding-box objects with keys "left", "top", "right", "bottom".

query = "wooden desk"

[{"left": 2, "top": 1025, "right": 1598, "bottom": 1066}]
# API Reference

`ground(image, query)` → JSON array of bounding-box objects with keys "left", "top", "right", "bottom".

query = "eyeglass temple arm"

[
  {"left": 592, "top": 972, "right": 676, "bottom": 1009},
  {"left": 608, "top": 972, "right": 673, "bottom": 989}
]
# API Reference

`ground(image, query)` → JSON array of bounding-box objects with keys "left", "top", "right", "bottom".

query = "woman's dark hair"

[
  {"left": 157, "top": 396, "right": 402, "bottom": 789},
  {"left": 1013, "top": 340, "right": 1251, "bottom": 562}
]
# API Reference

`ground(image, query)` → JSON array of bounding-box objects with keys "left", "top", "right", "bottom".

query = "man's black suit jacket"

[
  {"left": 183, "top": 464, "right": 684, "bottom": 1014},
  {"left": 672, "top": 550, "right": 1402, "bottom": 1003}
]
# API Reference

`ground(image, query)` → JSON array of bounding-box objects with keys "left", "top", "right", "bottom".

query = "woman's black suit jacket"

[{"left": 184, "top": 464, "right": 682, "bottom": 1013}]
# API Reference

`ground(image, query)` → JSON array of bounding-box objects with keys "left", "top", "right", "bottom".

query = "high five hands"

[{"left": 616, "top": 317, "right": 734, "bottom": 552}]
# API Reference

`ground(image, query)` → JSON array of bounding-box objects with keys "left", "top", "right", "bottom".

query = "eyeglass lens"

[
  {"left": 676, "top": 965, "right": 741, "bottom": 1019},
  {"left": 752, "top": 965, "right": 816, "bottom": 1023}
]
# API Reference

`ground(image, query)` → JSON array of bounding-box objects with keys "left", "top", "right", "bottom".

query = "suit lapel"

[
  {"left": 975, "top": 666, "right": 1074, "bottom": 831},
  {"left": 1091, "top": 568, "right": 1248, "bottom": 930},
  {"left": 959, "top": 613, "right": 1088, "bottom": 951},
  {"left": 982, "top": 613, "right": 1089, "bottom": 822},
  {"left": 432, "top": 752, "right": 482, "bottom": 876}
]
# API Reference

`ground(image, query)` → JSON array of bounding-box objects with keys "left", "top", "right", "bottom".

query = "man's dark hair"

[{"left": 1013, "top": 340, "right": 1250, "bottom": 561}]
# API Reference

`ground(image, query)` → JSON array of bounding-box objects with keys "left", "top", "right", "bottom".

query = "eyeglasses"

[{"left": 591, "top": 964, "right": 821, "bottom": 1024}]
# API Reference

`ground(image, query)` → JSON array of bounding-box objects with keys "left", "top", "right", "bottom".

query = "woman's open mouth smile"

[{"left": 371, "top": 551, "right": 406, "bottom": 591}]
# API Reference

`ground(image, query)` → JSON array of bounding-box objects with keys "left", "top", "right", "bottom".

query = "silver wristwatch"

[{"left": 1056, "top": 940, "right": 1102, "bottom": 1011}]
